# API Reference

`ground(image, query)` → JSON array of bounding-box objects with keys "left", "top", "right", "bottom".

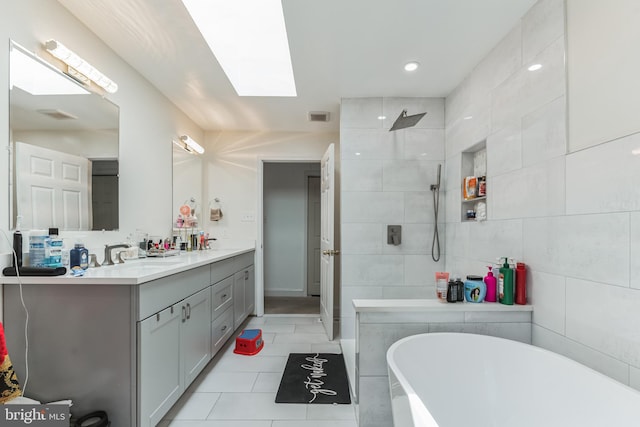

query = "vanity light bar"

[
  {"left": 44, "top": 39, "right": 118, "bottom": 94},
  {"left": 178, "top": 135, "right": 205, "bottom": 155}
]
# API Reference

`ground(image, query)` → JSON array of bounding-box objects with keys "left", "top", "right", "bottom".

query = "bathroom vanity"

[
  {"left": 1, "top": 247, "right": 255, "bottom": 427},
  {"left": 351, "top": 299, "right": 533, "bottom": 427}
]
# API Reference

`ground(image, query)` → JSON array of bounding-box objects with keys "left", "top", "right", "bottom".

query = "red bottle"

[{"left": 515, "top": 262, "right": 527, "bottom": 305}]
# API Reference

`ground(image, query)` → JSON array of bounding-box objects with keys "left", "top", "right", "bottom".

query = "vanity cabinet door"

[
  {"left": 138, "top": 304, "right": 182, "bottom": 427},
  {"left": 181, "top": 287, "right": 211, "bottom": 387},
  {"left": 245, "top": 266, "right": 255, "bottom": 316},
  {"left": 233, "top": 270, "right": 246, "bottom": 330}
]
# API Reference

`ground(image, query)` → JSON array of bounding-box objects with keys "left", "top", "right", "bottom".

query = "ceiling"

[{"left": 56, "top": 0, "right": 537, "bottom": 133}]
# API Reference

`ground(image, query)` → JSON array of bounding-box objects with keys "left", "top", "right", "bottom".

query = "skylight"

[{"left": 181, "top": 0, "right": 297, "bottom": 97}]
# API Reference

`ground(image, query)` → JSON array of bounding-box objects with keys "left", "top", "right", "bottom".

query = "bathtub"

[{"left": 387, "top": 333, "right": 640, "bottom": 427}]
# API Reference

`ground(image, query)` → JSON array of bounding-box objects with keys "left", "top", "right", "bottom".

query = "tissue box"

[{"left": 233, "top": 329, "right": 263, "bottom": 355}]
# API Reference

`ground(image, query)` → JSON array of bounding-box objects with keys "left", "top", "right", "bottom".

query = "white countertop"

[
  {"left": 1, "top": 246, "right": 255, "bottom": 285},
  {"left": 353, "top": 299, "right": 533, "bottom": 312}
]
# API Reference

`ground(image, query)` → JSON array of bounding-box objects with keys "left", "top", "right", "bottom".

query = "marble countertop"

[
  {"left": 353, "top": 299, "right": 533, "bottom": 312},
  {"left": 1, "top": 246, "right": 255, "bottom": 286}
]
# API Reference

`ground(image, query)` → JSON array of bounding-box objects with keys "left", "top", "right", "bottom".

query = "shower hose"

[{"left": 431, "top": 185, "right": 441, "bottom": 262}]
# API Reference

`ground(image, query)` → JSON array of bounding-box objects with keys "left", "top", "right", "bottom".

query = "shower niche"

[{"left": 461, "top": 140, "right": 487, "bottom": 222}]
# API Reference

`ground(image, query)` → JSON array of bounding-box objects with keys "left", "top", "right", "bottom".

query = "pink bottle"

[{"left": 484, "top": 266, "right": 497, "bottom": 302}]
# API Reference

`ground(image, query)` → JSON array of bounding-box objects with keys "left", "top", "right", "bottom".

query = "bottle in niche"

[{"left": 446, "top": 279, "right": 458, "bottom": 302}]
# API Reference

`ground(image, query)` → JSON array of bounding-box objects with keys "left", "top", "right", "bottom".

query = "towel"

[
  {"left": 0, "top": 322, "right": 21, "bottom": 403},
  {"left": 210, "top": 208, "right": 223, "bottom": 221}
]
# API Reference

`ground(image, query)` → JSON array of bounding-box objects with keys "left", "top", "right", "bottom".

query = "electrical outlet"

[{"left": 241, "top": 212, "right": 255, "bottom": 222}]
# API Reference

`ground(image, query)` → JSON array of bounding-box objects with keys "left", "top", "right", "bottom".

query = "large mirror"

[
  {"left": 9, "top": 40, "right": 119, "bottom": 231},
  {"left": 172, "top": 141, "right": 203, "bottom": 229}
]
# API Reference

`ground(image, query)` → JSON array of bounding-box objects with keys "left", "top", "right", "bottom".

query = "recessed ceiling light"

[
  {"left": 404, "top": 61, "right": 420, "bottom": 72},
  {"left": 182, "top": 0, "right": 296, "bottom": 97},
  {"left": 528, "top": 63, "right": 542, "bottom": 71},
  {"left": 378, "top": 115, "right": 386, "bottom": 120},
  {"left": 355, "top": 152, "right": 361, "bottom": 156},
  {"left": 632, "top": 148, "right": 640, "bottom": 155},
  {"left": 463, "top": 116, "right": 473, "bottom": 120}
]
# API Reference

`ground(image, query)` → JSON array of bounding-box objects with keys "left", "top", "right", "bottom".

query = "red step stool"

[{"left": 233, "top": 329, "right": 264, "bottom": 355}]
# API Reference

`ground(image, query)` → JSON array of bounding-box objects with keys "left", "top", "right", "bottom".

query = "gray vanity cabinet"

[
  {"left": 2, "top": 249, "right": 255, "bottom": 427},
  {"left": 233, "top": 265, "right": 255, "bottom": 330},
  {"left": 138, "top": 272, "right": 211, "bottom": 427},
  {"left": 138, "top": 304, "right": 182, "bottom": 427}
]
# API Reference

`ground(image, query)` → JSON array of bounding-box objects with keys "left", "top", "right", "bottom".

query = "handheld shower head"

[{"left": 431, "top": 164, "right": 442, "bottom": 191}]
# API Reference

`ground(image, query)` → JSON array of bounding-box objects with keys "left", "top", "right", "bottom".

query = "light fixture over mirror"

[
  {"left": 44, "top": 39, "right": 118, "bottom": 94},
  {"left": 174, "top": 135, "right": 205, "bottom": 155},
  {"left": 9, "top": 40, "right": 120, "bottom": 231}
]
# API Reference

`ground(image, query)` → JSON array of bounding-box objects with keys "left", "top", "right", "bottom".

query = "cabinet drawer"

[
  {"left": 233, "top": 251, "right": 254, "bottom": 270},
  {"left": 211, "top": 306, "right": 234, "bottom": 356},
  {"left": 210, "top": 257, "right": 236, "bottom": 284},
  {"left": 211, "top": 276, "right": 233, "bottom": 321},
  {"left": 138, "top": 265, "right": 209, "bottom": 321}
]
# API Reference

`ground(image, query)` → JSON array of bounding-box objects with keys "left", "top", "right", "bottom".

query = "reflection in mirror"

[
  {"left": 9, "top": 40, "right": 120, "bottom": 231},
  {"left": 172, "top": 140, "right": 203, "bottom": 230}
]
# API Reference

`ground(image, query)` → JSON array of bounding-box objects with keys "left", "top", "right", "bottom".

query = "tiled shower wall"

[
  {"left": 339, "top": 97, "right": 445, "bottom": 339},
  {"left": 445, "top": 0, "right": 640, "bottom": 390}
]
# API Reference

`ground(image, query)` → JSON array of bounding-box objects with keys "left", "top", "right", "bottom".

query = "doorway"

[{"left": 262, "top": 162, "right": 320, "bottom": 315}]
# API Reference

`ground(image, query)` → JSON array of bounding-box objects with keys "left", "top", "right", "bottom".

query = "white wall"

[
  {"left": 339, "top": 97, "right": 446, "bottom": 339},
  {"left": 263, "top": 162, "right": 320, "bottom": 296},
  {"left": 0, "top": 0, "right": 203, "bottom": 266},
  {"left": 445, "top": 0, "right": 640, "bottom": 391},
  {"left": 200, "top": 130, "right": 335, "bottom": 247}
]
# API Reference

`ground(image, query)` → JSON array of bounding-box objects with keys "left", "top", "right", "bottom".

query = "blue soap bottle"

[{"left": 70, "top": 242, "right": 89, "bottom": 270}]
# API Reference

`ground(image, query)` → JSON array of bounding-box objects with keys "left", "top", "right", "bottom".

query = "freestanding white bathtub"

[{"left": 387, "top": 333, "right": 640, "bottom": 427}]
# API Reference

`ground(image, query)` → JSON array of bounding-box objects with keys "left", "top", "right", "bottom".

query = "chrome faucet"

[{"left": 103, "top": 243, "right": 131, "bottom": 266}]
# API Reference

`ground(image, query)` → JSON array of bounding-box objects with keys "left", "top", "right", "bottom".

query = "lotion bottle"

[
  {"left": 484, "top": 266, "right": 497, "bottom": 302},
  {"left": 515, "top": 262, "right": 527, "bottom": 305},
  {"left": 498, "top": 257, "right": 514, "bottom": 305}
]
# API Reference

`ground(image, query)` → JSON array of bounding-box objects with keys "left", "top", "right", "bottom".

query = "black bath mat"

[{"left": 275, "top": 353, "right": 351, "bottom": 404}]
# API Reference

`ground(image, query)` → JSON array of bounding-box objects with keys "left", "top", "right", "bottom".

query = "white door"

[
  {"left": 320, "top": 144, "right": 336, "bottom": 340},
  {"left": 307, "top": 176, "right": 321, "bottom": 296},
  {"left": 15, "top": 141, "right": 91, "bottom": 230}
]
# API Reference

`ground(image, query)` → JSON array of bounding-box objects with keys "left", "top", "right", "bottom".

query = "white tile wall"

[
  {"left": 566, "top": 278, "right": 640, "bottom": 366},
  {"left": 532, "top": 325, "right": 630, "bottom": 385},
  {"left": 566, "top": 132, "right": 640, "bottom": 215},
  {"left": 523, "top": 214, "right": 629, "bottom": 286},
  {"left": 491, "top": 156, "right": 565, "bottom": 219},
  {"left": 444, "top": 0, "right": 640, "bottom": 390},
  {"left": 529, "top": 270, "right": 566, "bottom": 334},
  {"left": 521, "top": 96, "right": 567, "bottom": 167},
  {"left": 630, "top": 212, "right": 640, "bottom": 290},
  {"left": 340, "top": 97, "right": 445, "bottom": 340},
  {"left": 521, "top": 0, "right": 565, "bottom": 64}
]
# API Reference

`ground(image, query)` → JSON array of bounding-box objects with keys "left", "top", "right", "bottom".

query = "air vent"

[
  {"left": 37, "top": 109, "right": 78, "bottom": 120},
  {"left": 308, "top": 111, "right": 330, "bottom": 122}
]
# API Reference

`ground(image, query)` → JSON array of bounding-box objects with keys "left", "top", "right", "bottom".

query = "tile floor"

[{"left": 158, "top": 315, "right": 357, "bottom": 427}]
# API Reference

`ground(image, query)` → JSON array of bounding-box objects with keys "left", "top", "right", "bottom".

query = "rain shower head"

[{"left": 389, "top": 109, "right": 427, "bottom": 131}]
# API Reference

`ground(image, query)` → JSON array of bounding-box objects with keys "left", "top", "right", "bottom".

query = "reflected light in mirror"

[{"left": 10, "top": 44, "right": 89, "bottom": 95}]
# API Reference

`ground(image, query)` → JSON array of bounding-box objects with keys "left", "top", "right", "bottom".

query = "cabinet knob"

[
  {"left": 221, "top": 325, "right": 227, "bottom": 332},
  {"left": 156, "top": 313, "right": 160, "bottom": 322},
  {"left": 181, "top": 305, "right": 186, "bottom": 322},
  {"left": 222, "top": 294, "right": 227, "bottom": 299},
  {"left": 186, "top": 303, "right": 191, "bottom": 320}
]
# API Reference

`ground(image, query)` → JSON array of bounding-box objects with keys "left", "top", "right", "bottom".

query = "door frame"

[
  {"left": 305, "top": 173, "right": 321, "bottom": 296},
  {"left": 256, "top": 156, "right": 322, "bottom": 317}
]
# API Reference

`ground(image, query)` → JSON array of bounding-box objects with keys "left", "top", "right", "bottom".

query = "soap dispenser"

[
  {"left": 484, "top": 266, "right": 497, "bottom": 302},
  {"left": 498, "top": 257, "right": 514, "bottom": 305}
]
